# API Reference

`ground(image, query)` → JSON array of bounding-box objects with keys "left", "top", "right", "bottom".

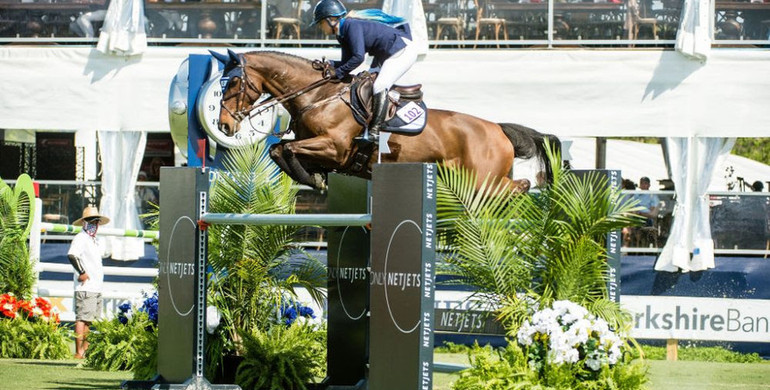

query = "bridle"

[{"left": 220, "top": 54, "right": 340, "bottom": 133}]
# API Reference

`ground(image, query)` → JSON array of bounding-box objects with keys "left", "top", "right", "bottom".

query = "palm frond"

[
  {"left": 205, "top": 140, "right": 328, "bottom": 339},
  {"left": 436, "top": 141, "right": 636, "bottom": 336}
]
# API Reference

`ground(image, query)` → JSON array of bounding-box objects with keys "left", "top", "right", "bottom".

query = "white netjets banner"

[{"left": 621, "top": 295, "right": 770, "bottom": 342}]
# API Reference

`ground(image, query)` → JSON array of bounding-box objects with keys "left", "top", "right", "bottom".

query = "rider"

[{"left": 311, "top": 0, "right": 419, "bottom": 141}]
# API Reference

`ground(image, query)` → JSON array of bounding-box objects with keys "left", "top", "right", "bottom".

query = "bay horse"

[{"left": 211, "top": 49, "right": 560, "bottom": 192}]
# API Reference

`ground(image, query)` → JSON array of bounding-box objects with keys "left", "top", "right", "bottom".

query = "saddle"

[{"left": 349, "top": 72, "right": 428, "bottom": 135}]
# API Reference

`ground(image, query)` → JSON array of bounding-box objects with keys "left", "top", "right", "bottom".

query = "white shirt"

[{"left": 67, "top": 231, "right": 105, "bottom": 293}]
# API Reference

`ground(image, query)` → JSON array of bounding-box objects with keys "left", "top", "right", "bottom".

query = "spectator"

[
  {"left": 621, "top": 178, "right": 637, "bottom": 247},
  {"left": 135, "top": 171, "right": 158, "bottom": 216},
  {"left": 149, "top": 157, "right": 165, "bottom": 181},
  {"left": 67, "top": 206, "right": 110, "bottom": 359},
  {"left": 634, "top": 176, "right": 660, "bottom": 227},
  {"left": 72, "top": 0, "right": 109, "bottom": 38}
]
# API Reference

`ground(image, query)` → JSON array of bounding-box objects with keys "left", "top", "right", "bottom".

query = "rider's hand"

[{"left": 78, "top": 273, "right": 89, "bottom": 283}]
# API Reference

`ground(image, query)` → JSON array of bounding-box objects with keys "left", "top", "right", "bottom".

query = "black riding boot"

[{"left": 366, "top": 90, "right": 388, "bottom": 141}]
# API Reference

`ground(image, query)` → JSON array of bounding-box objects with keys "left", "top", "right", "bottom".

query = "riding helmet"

[{"left": 311, "top": 0, "right": 347, "bottom": 26}]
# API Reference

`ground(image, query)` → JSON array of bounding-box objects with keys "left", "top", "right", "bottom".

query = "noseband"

[
  {"left": 221, "top": 56, "right": 337, "bottom": 126},
  {"left": 220, "top": 55, "right": 261, "bottom": 123}
]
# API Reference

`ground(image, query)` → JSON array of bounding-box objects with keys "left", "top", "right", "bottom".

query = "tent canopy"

[{"left": 0, "top": 47, "right": 769, "bottom": 137}]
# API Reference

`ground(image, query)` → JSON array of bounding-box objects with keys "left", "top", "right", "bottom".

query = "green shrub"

[
  {"left": 0, "top": 294, "right": 69, "bottom": 359},
  {"left": 453, "top": 342, "right": 649, "bottom": 390},
  {"left": 436, "top": 341, "right": 475, "bottom": 354},
  {"left": 130, "top": 319, "right": 158, "bottom": 380},
  {"left": 85, "top": 296, "right": 159, "bottom": 378},
  {"left": 235, "top": 323, "right": 326, "bottom": 390},
  {"left": 635, "top": 344, "right": 763, "bottom": 363},
  {"left": 0, "top": 316, "right": 70, "bottom": 359},
  {"left": 85, "top": 311, "right": 156, "bottom": 372}
]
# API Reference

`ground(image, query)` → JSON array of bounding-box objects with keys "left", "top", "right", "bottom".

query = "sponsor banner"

[
  {"left": 434, "top": 309, "right": 505, "bottom": 335},
  {"left": 622, "top": 295, "right": 770, "bottom": 342},
  {"left": 434, "top": 290, "right": 505, "bottom": 335}
]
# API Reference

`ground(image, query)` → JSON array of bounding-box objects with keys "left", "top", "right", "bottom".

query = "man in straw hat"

[{"left": 67, "top": 205, "right": 110, "bottom": 359}]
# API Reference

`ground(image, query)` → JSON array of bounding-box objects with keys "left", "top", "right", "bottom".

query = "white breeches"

[{"left": 372, "top": 37, "right": 419, "bottom": 93}]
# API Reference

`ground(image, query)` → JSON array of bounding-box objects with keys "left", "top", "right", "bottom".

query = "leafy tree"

[
  {"left": 733, "top": 137, "right": 770, "bottom": 167},
  {"left": 620, "top": 136, "right": 770, "bottom": 166}
]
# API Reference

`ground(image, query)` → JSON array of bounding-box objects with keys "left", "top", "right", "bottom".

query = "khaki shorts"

[{"left": 75, "top": 291, "right": 103, "bottom": 323}]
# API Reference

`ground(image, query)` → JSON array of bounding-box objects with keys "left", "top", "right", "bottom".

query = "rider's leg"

[
  {"left": 367, "top": 37, "right": 420, "bottom": 140},
  {"left": 367, "top": 90, "right": 388, "bottom": 139}
]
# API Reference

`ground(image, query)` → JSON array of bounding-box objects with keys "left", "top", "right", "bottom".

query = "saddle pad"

[
  {"left": 349, "top": 80, "right": 428, "bottom": 135},
  {"left": 383, "top": 100, "right": 428, "bottom": 134}
]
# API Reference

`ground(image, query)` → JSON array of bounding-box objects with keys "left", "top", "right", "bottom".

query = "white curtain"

[
  {"left": 382, "top": 0, "right": 430, "bottom": 56},
  {"left": 96, "top": 0, "right": 147, "bottom": 56},
  {"left": 675, "top": 0, "right": 712, "bottom": 61},
  {"left": 98, "top": 131, "right": 147, "bottom": 260},
  {"left": 655, "top": 137, "right": 735, "bottom": 272},
  {"left": 690, "top": 137, "right": 735, "bottom": 270}
]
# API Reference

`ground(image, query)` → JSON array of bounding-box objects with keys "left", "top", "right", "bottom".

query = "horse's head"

[{"left": 210, "top": 49, "right": 265, "bottom": 137}]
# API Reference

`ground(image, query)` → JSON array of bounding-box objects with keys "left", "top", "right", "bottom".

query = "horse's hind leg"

[
  {"left": 498, "top": 176, "right": 531, "bottom": 195},
  {"left": 512, "top": 178, "right": 531, "bottom": 194}
]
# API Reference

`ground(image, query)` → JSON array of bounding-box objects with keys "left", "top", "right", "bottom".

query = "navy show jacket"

[{"left": 332, "top": 17, "right": 412, "bottom": 80}]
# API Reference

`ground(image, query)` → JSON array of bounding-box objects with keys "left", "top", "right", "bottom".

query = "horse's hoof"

[
  {"left": 513, "top": 179, "right": 531, "bottom": 195},
  {"left": 312, "top": 173, "right": 328, "bottom": 191}
]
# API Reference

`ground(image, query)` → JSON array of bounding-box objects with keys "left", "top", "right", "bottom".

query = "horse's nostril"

[{"left": 220, "top": 123, "right": 231, "bottom": 135}]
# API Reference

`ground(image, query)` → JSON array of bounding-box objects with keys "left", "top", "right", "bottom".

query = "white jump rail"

[
  {"left": 40, "top": 222, "right": 159, "bottom": 239},
  {"left": 30, "top": 199, "right": 161, "bottom": 296}
]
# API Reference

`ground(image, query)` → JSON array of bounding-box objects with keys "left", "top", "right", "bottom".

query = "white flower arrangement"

[{"left": 516, "top": 300, "right": 623, "bottom": 372}]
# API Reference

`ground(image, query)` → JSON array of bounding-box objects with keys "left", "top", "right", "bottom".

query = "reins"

[{"left": 222, "top": 56, "right": 341, "bottom": 134}]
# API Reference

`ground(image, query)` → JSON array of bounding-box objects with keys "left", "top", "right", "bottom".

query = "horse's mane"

[{"left": 244, "top": 50, "right": 313, "bottom": 70}]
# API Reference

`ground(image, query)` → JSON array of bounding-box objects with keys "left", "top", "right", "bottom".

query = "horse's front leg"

[
  {"left": 282, "top": 134, "right": 353, "bottom": 180},
  {"left": 269, "top": 141, "right": 326, "bottom": 189}
]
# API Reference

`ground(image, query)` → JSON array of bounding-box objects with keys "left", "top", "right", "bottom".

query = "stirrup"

[{"left": 355, "top": 127, "right": 378, "bottom": 142}]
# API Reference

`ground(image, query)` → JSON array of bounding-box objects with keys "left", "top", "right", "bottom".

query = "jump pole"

[{"left": 152, "top": 163, "right": 437, "bottom": 390}]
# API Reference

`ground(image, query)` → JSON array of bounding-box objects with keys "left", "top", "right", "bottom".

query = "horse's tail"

[{"left": 498, "top": 123, "right": 562, "bottom": 184}]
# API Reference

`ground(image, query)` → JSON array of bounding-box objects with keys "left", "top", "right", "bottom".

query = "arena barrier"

[{"left": 131, "top": 163, "right": 437, "bottom": 390}]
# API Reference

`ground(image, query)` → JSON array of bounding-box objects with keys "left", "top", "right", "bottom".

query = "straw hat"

[{"left": 73, "top": 205, "right": 110, "bottom": 225}]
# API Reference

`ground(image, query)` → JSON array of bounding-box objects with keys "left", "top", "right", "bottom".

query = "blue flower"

[
  {"left": 283, "top": 305, "right": 298, "bottom": 319},
  {"left": 139, "top": 292, "right": 159, "bottom": 324},
  {"left": 116, "top": 301, "right": 133, "bottom": 325},
  {"left": 298, "top": 306, "right": 315, "bottom": 319},
  {"left": 279, "top": 300, "right": 315, "bottom": 326},
  {"left": 118, "top": 302, "right": 132, "bottom": 313}
]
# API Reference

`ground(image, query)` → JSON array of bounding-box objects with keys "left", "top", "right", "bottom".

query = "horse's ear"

[
  {"left": 209, "top": 50, "right": 230, "bottom": 65},
  {"left": 227, "top": 49, "right": 240, "bottom": 64}
]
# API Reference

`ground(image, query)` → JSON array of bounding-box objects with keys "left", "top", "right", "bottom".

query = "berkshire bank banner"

[{"left": 621, "top": 295, "right": 770, "bottom": 342}]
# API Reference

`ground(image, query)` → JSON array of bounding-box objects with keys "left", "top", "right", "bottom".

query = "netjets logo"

[
  {"left": 370, "top": 271, "right": 422, "bottom": 289},
  {"left": 162, "top": 216, "right": 197, "bottom": 317},
  {"left": 329, "top": 267, "right": 368, "bottom": 283},
  {"left": 333, "top": 226, "right": 369, "bottom": 321},
  {"left": 158, "top": 261, "right": 195, "bottom": 279},
  {"left": 381, "top": 219, "right": 424, "bottom": 334}
]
